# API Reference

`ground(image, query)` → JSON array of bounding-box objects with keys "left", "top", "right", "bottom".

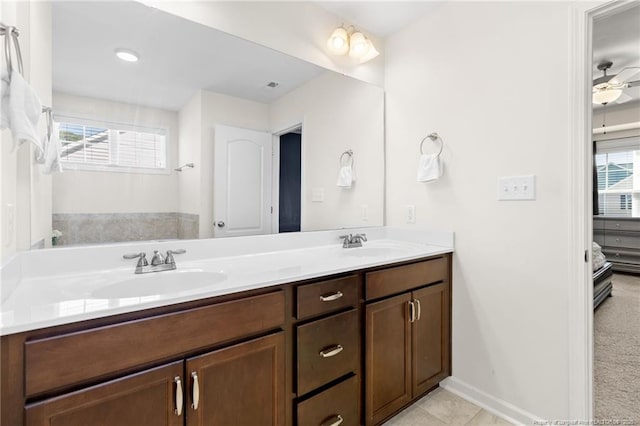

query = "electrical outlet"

[
  {"left": 311, "top": 188, "right": 324, "bottom": 203},
  {"left": 497, "top": 175, "right": 536, "bottom": 201},
  {"left": 406, "top": 205, "right": 416, "bottom": 224}
]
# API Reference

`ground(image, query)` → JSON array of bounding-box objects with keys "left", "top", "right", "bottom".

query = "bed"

[{"left": 593, "top": 242, "right": 613, "bottom": 310}]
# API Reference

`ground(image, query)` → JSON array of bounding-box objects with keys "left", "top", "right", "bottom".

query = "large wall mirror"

[{"left": 44, "top": 1, "right": 384, "bottom": 247}]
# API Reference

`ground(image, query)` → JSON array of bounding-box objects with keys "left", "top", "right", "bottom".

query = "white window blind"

[
  {"left": 59, "top": 121, "right": 167, "bottom": 172},
  {"left": 595, "top": 137, "right": 639, "bottom": 218}
]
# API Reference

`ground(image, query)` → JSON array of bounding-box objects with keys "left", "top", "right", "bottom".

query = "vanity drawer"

[
  {"left": 602, "top": 248, "right": 640, "bottom": 264},
  {"left": 603, "top": 220, "right": 640, "bottom": 232},
  {"left": 604, "top": 233, "right": 640, "bottom": 250},
  {"left": 297, "top": 375, "right": 359, "bottom": 426},
  {"left": 24, "top": 290, "right": 285, "bottom": 397},
  {"left": 297, "top": 274, "right": 358, "bottom": 320},
  {"left": 297, "top": 310, "right": 359, "bottom": 395},
  {"left": 365, "top": 256, "right": 448, "bottom": 301}
]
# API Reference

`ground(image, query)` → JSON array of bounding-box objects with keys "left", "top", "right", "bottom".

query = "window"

[
  {"left": 595, "top": 137, "right": 639, "bottom": 218},
  {"left": 59, "top": 121, "right": 167, "bottom": 173}
]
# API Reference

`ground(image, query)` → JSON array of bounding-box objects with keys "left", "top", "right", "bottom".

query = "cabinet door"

[
  {"left": 365, "top": 292, "right": 412, "bottom": 426},
  {"left": 412, "top": 282, "right": 450, "bottom": 397},
  {"left": 25, "top": 361, "right": 184, "bottom": 426},
  {"left": 185, "top": 332, "right": 285, "bottom": 426}
]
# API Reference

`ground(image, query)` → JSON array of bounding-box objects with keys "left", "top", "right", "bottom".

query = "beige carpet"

[{"left": 594, "top": 273, "right": 640, "bottom": 423}]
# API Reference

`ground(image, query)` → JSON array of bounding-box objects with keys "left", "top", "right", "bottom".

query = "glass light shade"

[
  {"left": 358, "top": 40, "right": 380, "bottom": 63},
  {"left": 349, "top": 32, "right": 370, "bottom": 59},
  {"left": 115, "top": 48, "right": 139, "bottom": 62},
  {"left": 592, "top": 88, "right": 622, "bottom": 105},
  {"left": 327, "top": 27, "right": 349, "bottom": 55}
]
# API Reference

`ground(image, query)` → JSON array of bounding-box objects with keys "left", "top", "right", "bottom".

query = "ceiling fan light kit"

[
  {"left": 592, "top": 60, "right": 640, "bottom": 105},
  {"left": 327, "top": 25, "right": 379, "bottom": 63}
]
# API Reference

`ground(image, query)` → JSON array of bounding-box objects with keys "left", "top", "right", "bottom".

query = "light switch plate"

[
  {"left": 497, "top": 175, "right": 536, "bottom": 201},
  {"left": 406, "top": 205, "right": 416, "bottom": 224}
]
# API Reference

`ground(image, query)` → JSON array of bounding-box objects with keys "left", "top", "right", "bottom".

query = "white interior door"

[{"left": 213, "top": 125, "right": 272, "bottom": 238}]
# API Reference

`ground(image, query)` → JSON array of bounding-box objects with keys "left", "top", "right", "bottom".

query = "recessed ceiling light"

[{"left": 115, "top": 48, "right": 139, "bottom": 63}]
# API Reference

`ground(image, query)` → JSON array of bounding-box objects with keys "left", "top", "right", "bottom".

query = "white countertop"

[{"left": 0, "top": 227, "right": 453, "bottom": 336}]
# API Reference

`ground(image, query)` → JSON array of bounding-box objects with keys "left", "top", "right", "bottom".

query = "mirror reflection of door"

[
  {"left": 278, "top": 131, "right": 302, "bottom": 233},
  {"left": 213, "top": 125, "right": 272, "bottom": 238}
]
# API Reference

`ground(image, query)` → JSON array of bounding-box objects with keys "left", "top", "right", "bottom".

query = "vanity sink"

[
  {"left": 342, "top": 246, "right": 409, "bottom": 258},
  {"left": 91, "top": 270, "right": 227, "bottom": 298}
]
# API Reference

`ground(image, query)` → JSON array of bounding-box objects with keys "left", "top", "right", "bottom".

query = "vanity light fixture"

[
  {"left": 327, "top": 25, "right": 379, "bottom": 63},
  {"left": 115, "top": 48, "right": 139, "bottom": 63}
]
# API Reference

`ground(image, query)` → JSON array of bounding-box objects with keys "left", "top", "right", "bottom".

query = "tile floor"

[{"left": 383, "top": 388, "right": 513, "bottom": 426}]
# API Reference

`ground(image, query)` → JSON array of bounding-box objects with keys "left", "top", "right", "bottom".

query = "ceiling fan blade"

[
  {"left": 615, "top": 92, "right": 633, "bottom": 104},
  {"left": 609, "top": 67, "right": 640, "bottom": 85}
]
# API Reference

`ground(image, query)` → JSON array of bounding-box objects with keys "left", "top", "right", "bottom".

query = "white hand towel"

[
  {"left": 36, "top": 122, "right": 63, "bottom": 174},
  {"left": 1, "top": 71, "right": 11, "bottom": 130},
  {"left": 337, "top": 165, "right": 356, "bottom": 188},
  {"left": 6, "top": 70, "right": 43, "bottom": 153},
  {"left": 417, "top": 154, "right": 442, "bottom": 182}
]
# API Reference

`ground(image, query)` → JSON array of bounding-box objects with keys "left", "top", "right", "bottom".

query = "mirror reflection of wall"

[{"left": 49, "top": 1, "right": 384, "bottom": 247}]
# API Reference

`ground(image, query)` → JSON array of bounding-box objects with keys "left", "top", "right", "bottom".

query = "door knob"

[{"left": 216, "top": 221, "right": 225, "bottom": 228}]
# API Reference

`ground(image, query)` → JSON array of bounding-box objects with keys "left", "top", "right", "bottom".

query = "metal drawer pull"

[
  {"left": 615, "top": 253, "right": 621, "bottom": 258},
  {"left": 319, "top": 344, "right": 344, "bottom": 358},
  {"left": 408, "top": 300, "right": 416, "bottom": 323},
  {"left": 174, "top": 376, "right": 183, "bottom": 416},
  {"left": 615, "top": 238, "right": 621, "bottom": 242},
  {"left": 415, "top": 299, "right": 422, "bottom": 321},
  {"left": 321, "top": 414, "right": 344, "bottom": 426},
  {"left": 191, "top": 372, "right": 200, "bottom": 410},
  {"left": 320, "top": 291, "right": 343, "bottom": 302}
]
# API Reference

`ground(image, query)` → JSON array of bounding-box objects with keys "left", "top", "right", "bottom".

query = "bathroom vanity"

[{"left": 0, "top": 229, "right": 453, "bottom": 426}]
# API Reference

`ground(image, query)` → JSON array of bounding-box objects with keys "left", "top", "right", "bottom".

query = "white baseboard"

[{"left": 440, "top": 376, "right": 542, "bottom": 425}]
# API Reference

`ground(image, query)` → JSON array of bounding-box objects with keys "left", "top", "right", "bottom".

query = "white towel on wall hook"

[
  {"left": 337, "top": 164, "right": 356, "bottom": 188},
  {"left": 36, "top": 121, "right": 63, "bottom": 174},
  {"left": 2, "top": 70, "right": 43, "bottom": 153},
  {"left": 417, "top": 153, "right": 443, "bottom": 182}
]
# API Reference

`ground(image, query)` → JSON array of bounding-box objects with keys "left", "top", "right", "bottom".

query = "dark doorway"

[{"left": 279, "top": 132, "right": 301, "bottom": 233}]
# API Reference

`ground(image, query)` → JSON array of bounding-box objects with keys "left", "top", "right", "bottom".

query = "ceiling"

[
  {"left": 593, "top": 2, "right": 640, "bottom": 107},
  {"left": 315, "top": 1, "right": 443, "bottom": 38},
  {"left": 52, "top": 2, "right": 326, "bottom": 111}
]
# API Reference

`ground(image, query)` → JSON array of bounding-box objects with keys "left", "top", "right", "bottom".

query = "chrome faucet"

[
  {"left": 123, "top": 249, "right": 186, "bottom": 274},
  {"left": 339, "top": 233, "right": 367, "bottom": 248}
]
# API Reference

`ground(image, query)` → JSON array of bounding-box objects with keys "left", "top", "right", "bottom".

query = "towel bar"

[{"left": 420, "top": 133, "right": 443, "bottom": 157}]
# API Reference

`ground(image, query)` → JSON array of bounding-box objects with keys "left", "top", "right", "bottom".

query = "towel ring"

[
  {"left": 340, "top": 149, "right": 354, "bottom": 166},
  {"left": 420, "top": 133, "right": 443, "bottom": 157}
]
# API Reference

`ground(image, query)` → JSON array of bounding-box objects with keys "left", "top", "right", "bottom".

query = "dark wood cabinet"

[
  {"left": 365, "top": 256, "right": 451, "bottom": 426},
  {"left": 25, "top": 361, "right": 184, "bottom": 426},
  {"left": 365, "top": 293, "right": 412, "bottom": 426},
  {"left": 186, "top": 332, "right": 285, "bottom": 426},
  {"left": 412, "top": 283, "right": 450, "bottom": 397},
  {"left": 3, "top": 253, "right": 452, "bottom": 426}
]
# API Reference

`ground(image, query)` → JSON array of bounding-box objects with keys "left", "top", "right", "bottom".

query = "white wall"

[
  {"left": 178, "top": 90, "right": 270, "bottom": 238},
  {"left": 593, "top": 100, "right": 640, "bottom": 141},
  {"left": 385, "top": 2, "right": 575, "bottom": 421},
  {"left": 270, "top": 72, "right": 384, "bottom": 230},
  {"left": 145, "top": 1, "right": 384, "bottom": 87},
  {"left": 1, "top": 1, "right": 52, "bottom": 259},
  {"left": 52, "top": 93, "right": 179, "bottom": 213}
]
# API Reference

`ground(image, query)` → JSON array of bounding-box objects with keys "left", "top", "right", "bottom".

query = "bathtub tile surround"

[{"left": 52, "top": 212, "right": 200, "bottom": 245}]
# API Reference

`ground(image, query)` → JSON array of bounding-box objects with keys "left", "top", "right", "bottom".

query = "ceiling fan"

[{"left": 592, "top": 60, "right": 640, "bottom": 105}]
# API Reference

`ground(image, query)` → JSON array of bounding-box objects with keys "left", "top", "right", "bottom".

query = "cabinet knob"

[
  {"left": 615, "top": 238, "right": 621, "bottom": 242},
  {"left": 321, "top": 414, "right": 344, "bottom": 426},
  {"left": 615, "top": 253, "right": 621, "bottom": 258},
  {"left": 320, "top": 291, "right": 343, "bottom": 302},
  {"left": 319, "top": 344, "right": 344, "bottom": 358},
  {"left": 191, "top": 372, "right": 200, "bottom": 410},
  {"left": 174, "top": 376, "right": 183, "bottom": 416}
]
